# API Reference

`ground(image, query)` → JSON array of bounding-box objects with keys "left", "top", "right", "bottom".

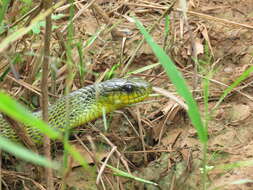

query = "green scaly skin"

[{"left": 0, "top": 78, "right": 152, "bottom": 143}]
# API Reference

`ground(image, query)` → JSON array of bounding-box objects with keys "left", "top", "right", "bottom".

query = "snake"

[{"left": 0, "top": 78, "right": 152, "bottom": 143}]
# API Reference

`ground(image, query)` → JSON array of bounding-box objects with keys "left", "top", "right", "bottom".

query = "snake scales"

[{"left": 0, "top": 78, "right": 151, "bottom": 143}]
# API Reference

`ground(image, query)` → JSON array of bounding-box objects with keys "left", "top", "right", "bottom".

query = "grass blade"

[
  {"left": 0, "top": 0, "right": 10, "bottom": 25},
  {"left": 126, "top": 63, "right": 160, "bottom": 76},
  {"left": 0, "top": 136, "right": 59, "bottom": 169},
  {"left": 213, "top": 65, "right": 253, "bottom": 110},
  {"left": 133, "top": 17, "right": 207, "bottom": 143},
  {"left": 106, "top": 164, "right": 158, "bottom": 186},
  {"left": 0, "top": 92, "right": 61, "bottom": 140}
]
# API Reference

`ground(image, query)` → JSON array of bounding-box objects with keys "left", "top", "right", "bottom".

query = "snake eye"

[{"left": 122, "top": 84, "right": 134, "bottom": 93}]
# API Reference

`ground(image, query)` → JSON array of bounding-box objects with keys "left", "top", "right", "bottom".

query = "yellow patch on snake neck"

[{"left": 115, "top": 99, "right": 122, "bottom": 104}]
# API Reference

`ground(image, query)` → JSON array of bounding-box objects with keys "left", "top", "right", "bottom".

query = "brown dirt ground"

[{"left": 1, "top": 0, "right": 253, "bottom": 189}]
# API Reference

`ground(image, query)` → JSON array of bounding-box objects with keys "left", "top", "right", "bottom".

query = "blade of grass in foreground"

[
  {"left": 0, "top": 136, "right": 59, "bottom": 169},
  {"left": 0, "top": 92, "right": 60, "bottom": 139},
  {"left": 134, "top": 18, "right": 207, "bottom": 143},
  {"left": 106, "top": 164, "right": 158, "bottom": 186},
  {"left": 213, "top": 65, "right": 253, "bottom": 111},
  {"left": 0, "top": 92, "right": 90, "bottom": 170}
]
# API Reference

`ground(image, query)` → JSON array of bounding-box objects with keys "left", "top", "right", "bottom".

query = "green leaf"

[
  {"left": 0, "top": 136, "right": 59, "bottom": 169},
  {"left": 133, "top": 17, "right": 207, "bottom": 143},
  {"left": 0, "top": 0, "right": 10, "bottom": 25},
  {"left": 52, "top": 13, "right": 65, "bottom": 20},
  {"left": 126, "top": 63, "right": 160, "bottom": 76},
  {"left": 0, "top": 92, "right": 61, "bottom": 140},
  {"left": 107, "top": 164, "right": 158, "bottom": 186},
  {"left": 32, "top": 22, "right": 42, "bottom": 34},
  {"left": 64, "top": 142, "right": 90, "bottom": 169},
  {"left": 213, "top": 65, "right": 253, "bottom": 110},
  {"left": 231, "top": 179, "right": 253, "bottom": 185}
]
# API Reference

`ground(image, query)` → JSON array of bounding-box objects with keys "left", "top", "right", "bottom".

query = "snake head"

[{"left": 96, "top": 78, "right": 152, "bottom": 110}]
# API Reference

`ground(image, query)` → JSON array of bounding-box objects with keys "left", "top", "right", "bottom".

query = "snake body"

[{"left": 0, "top": 78, "right": 151, "bottom": 143}]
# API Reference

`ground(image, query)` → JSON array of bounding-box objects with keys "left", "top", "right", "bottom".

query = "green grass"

[
  {"left": 133, "top": 15, "right": 253, "bottom": 190},
  {"left": 0, "top": 0, "right": 66, "bottom": 52},
  {"left": 134, "top": 16, "right": 209, "bottom": 189},
  {"left": 134, "top": 17, "right": 207, "bottom": 143},
  {"left": 0, "top": 92, "right": 90, "bottom": 169},
  {"left": 212, "top": 65, "right": 253, "bottom": 111},
  {"left": 107, "top": 164, "right": 158, "bottom": 186},
  {"left": 0, "top": 0, "right": 10, "bottom": 27},
  {"left": 0, "top": 136, "right": 59, "bottom": 169},
  {"left": 0, "top": 92, "right": 61, "bottom": 139}
]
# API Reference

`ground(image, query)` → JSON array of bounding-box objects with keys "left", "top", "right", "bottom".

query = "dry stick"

[
  {"left": 24, "top": 1, "right": 44, "bottom": 26},
  {"left": 1, "top": 169, "right": 46, "bottom": 190},
  {"left": 74, "top": 134, "right": 99, "bottom": 164},
  {"left": 152, "top": 87, "right": 188, "bottom": 110},
  {"left": 6, "top": 73, "right": 58, "bottom": 98},
  {"left": 180, "top": 3, "right": 199, "bottom": 93},
  {"left": 56, "top": 0, "right": 87, "bottom": 12},
  {"left": 96, "top": 146, "right": 117, "bottom": 185},
  {"left": 125, "top": 3, "right": 253, "bottom": 30},
  {"left": 178, "top": 9, "right": 253, "bottom": 30},
  {"left": 120, "top": 0, "right": 176, "bottom": 76},
  {"left": 60, "top": 0, "right": 97, "bottom": 32},
  {"left": 41, "top": 0, "right": 54, "bottom": 189},
  {"left": 158, "top": 104, "right": 180, "bottom": 146},
  {"left": 90, "top": 2, "right": 123, "bottom": 39},
  {"left": 1, "top": 2, "right": 43, "bottom": 35},
  {"left": 136, "top": 107, "right": 148, "bottom": 164},
  {"left": 74, "top": 135, "right": 108, "bottom": 190},
  {"left": 92, "top": 125, "right": 132, "bottom": 174}
]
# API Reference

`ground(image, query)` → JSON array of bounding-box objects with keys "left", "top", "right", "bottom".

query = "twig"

[
  {"left": 179, "top": 1, "right": 199, "bottom": 93},
  {"left": 41, "top": 0, "right": 54, "bottom": 189},
  {"left": 176, "top": 9, "right": 253, "bottom": 30},
  {"left": 121, "top": 0, "right": 177, "bottom": 75},
  {"left": 1, "top": 3, "right": 43, "bottom": 35},
  {"left": 24, "top": 2, "right": 44, "bottom": 26},
  {"left": 89, "top": 124, "right": 132, "bottom": 173},
  {"left": 61, "top": 0, "right": 96, "bottom": 32},
  {"left": 96, "top": 146, "right": 117, "bottom": 185},
  {"left": 6, "top": 75, "right": 58, "bottom": 98},
  {"left": 136, "top": 108, "right": 148, "bottom": 165},
  {"left": 125, "top": 3, "right": 253, "bottom": 30},
  {"left": 90, "top": 2, "right": 123, "bottom": 39},
  {"left": 152, "top": 87, "right": 188, "bottom": 110}
]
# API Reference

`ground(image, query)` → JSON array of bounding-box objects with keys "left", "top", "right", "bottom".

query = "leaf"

[
  {"left": 0, "top": 136, "right": 59, "bottom": 169},
  {"left": 32, "top": 22, "right": 43, "bottom": 34},
  {"left": 0, "top": 92, "right": 61, "bottom": 140},
  {"left": 106, "top": 164, "right": 158, "bottom": 186},
  {"left": 133, "top": 17, "right": 207, "bottom": 143},
  {"left": 52, "top": 13, "right": 65, "bottom": 20}
]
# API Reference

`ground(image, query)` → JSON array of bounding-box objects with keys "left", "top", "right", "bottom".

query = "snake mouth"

[{"left": 127, "top": 88, "right": 151, "bottom": 104}]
